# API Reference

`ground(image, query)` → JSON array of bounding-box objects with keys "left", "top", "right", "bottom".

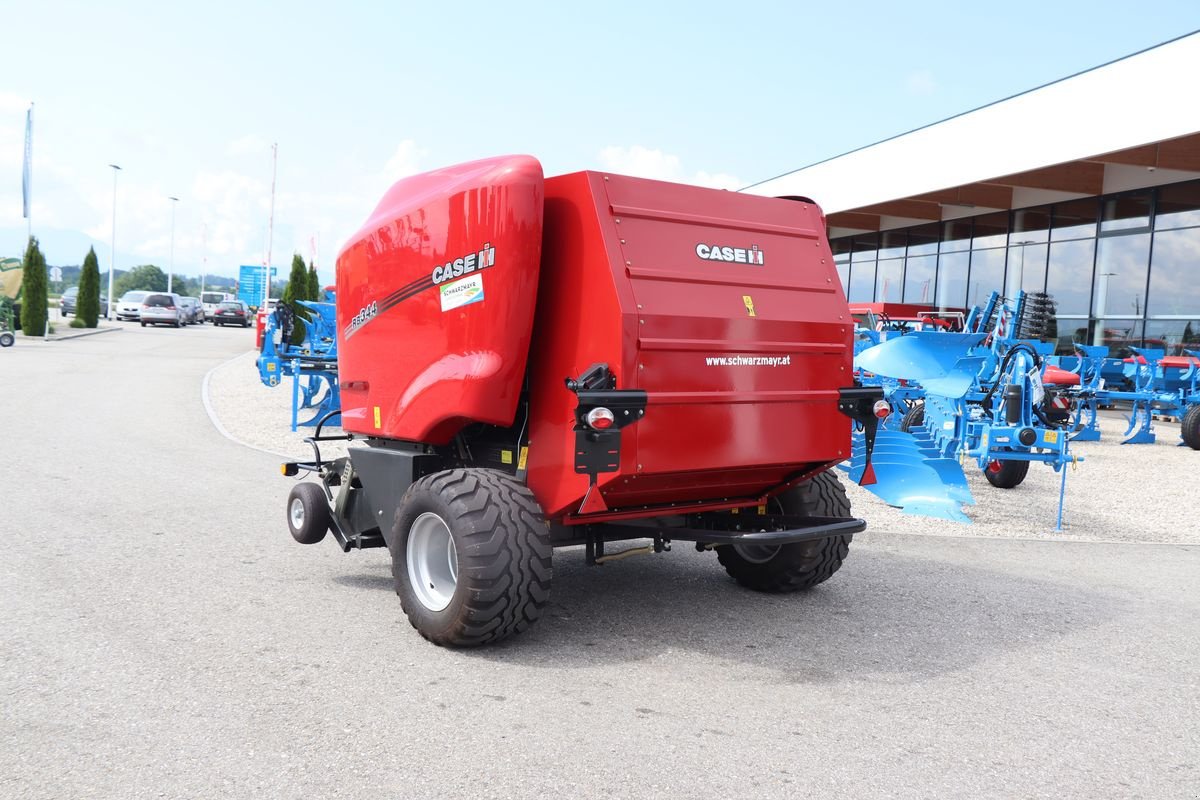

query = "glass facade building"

[{"left": 831, "top": 179, "right": 1200, "bottom": 356}]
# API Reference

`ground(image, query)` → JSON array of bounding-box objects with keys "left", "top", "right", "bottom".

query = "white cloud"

[
  {"left": 381, "top": 139, "right": 428, "bottom": 184},
  {"left": 226, "top": 134, "right": 270, "bottom": 157},
  {"left": 904, "top": 69, "right": 937, "bottom": 97},
  {"left": 598, "top": 145, "right": 742, "bottom": 190}
]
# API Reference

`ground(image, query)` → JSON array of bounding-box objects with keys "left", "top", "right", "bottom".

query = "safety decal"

[{"left": 439, "top": 273, "right": 485, "bottom": 312}]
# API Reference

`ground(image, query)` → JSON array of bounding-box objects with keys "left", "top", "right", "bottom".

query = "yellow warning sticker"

[
  {"left": 373, "top": 406, "right": 381, "bottom": 429},
  {"left": 518, "top": 447, "right": 529, "bottom": 470},
  {"left": 742, "top": 295, "right": 756, "bottom": 317},
  {"left": 267, "top": 362, "right": 276, "bottom": 372},
  {"left": 757, "top": 505, "right": 767, "bottom": 515},
  {"left": 501, "top": 450, "right": 513, "bottom": 465},
  {"left": 1044, "top": 430, "right": 1059, "bottom": 444}
]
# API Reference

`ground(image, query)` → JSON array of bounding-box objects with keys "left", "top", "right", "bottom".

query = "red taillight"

[
  {"left": 873, "top": 400, "right": 891, "bottom": 419},
  {"left": 586, "top": 407, "right": 615, "bottom": 430}
]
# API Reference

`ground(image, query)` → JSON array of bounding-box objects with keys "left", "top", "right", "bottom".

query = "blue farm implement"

[
  {"left": 1055, "top": 345, "right": 1200, "bottom": 447},
  {"left": 845, "top": 291, "right": 1081, "bottom": 528},
  {"left": 256, "top": 300, "right": 342, "bottom": 432}
]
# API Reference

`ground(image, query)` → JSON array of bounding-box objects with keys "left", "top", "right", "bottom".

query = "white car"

[
  {"left": 115, "top": 290, "right": 151, "bottom": 321},
  {"left": 201, "top": 291, "right": 234, "bottom": 321}
]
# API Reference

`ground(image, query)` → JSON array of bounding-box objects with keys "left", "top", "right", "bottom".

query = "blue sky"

[{"left": 2, "top": 1, "right": 1198, "bottom": 280}]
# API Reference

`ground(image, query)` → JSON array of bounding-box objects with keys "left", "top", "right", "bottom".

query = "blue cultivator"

[
  {"left": 1060, "top": 345, "right": 1200, "bottom": 447},
  {"left": 845, "top": 291, "right": 1081, "bottom": 528},
  {"left": 256, "top": 301, "right": 342, "bottom": 432}
]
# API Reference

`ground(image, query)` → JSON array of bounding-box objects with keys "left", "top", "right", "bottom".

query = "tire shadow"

[{"left": 458, "top": 537, "right": 1124, "bottom": 684}]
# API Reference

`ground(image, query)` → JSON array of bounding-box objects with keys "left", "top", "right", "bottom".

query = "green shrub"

[
  {"left": 19, "top": 237, "right": 48, "bottom": 337},
  {"left": 70, "top": 318, "right": 86, "bottom": 328},
  {"left": 78, "top": 247, "right": 101, "bottom": 327}
]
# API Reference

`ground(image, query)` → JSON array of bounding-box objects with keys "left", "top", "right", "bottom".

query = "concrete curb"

[
  {"left": 201, "top": 350, "right": 293, "bottom": 459},
  {"left": 49, "top": 326, "right": 123, "bottom": 342}
]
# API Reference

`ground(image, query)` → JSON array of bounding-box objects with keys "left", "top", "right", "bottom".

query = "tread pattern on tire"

[
  {"left": 715, "top": 471, "right": 853, "bottom": 593},
  {"left": 392, "top": 468, "right": 551, "bottom": 647},
  {"left": 983, "top": 458, "right": 1030, "bottom": 489},
  {"left": 1181, "top": 405, "right": 1200, "bottom": 450},
  {"left": 899, "top": 402, "right": 925, "bottom": 433}
]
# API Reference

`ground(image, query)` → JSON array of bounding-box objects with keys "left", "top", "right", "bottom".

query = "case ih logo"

[
  {"left": 695, "top": 243, "right": 764, "bottom": 265},
  {"left": 432, "top": 243, "right": 496, "bottom": 285}
]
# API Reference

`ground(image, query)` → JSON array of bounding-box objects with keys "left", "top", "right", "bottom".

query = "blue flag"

[{"left": 22, "top": 104, "right": 32, "bottom": 220}]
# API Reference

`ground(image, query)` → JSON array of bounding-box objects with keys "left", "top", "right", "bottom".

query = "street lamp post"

[
  {"left": 167, "top": 196, "right": 179, "bottom": 294},
  {"left": 106, "top": 164, "right": 121, "bottom": 318}
]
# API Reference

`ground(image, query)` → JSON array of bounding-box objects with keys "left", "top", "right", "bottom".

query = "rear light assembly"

[
  {"left": 873, "top": 400, "right": 891, "bottom": 419},
  {"left": 585, "top": 407, "right": 615, "bottom": 430}
]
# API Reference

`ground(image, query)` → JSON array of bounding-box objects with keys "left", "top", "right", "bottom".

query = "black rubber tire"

[
  {"left": 899, "top": 402, "right": 925, "bottom": 433},
  {"left": 140, "top": 322, "right": 146, "bottom": 327},
  {"left": 174, "top": 320, "right": 182, "bottom": 328},
  {"left": 391, "top": 468, "right": 552, "bottom": 647},
  {"left": 1181, "top": 405, "right": 1200, "bottom": 450},
  {"left": 286, "top": 482, "right": 330, "bottom": 544},
  {"left": 715, "top": 471, "right": 853, "bottom": 593},
  {"left": 983, "top": 458, "right": 1030, "bottom": 489},
  {"left": 0, "top": 332, "right": 13, "bottom": 347}
]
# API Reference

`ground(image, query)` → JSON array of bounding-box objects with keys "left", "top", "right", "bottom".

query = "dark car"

[
  {"left": 213, "top": 300, "right": 251, "bottom": 327},
  {"left": 60, "top": 286, "right": 109, "bottom": 318}
]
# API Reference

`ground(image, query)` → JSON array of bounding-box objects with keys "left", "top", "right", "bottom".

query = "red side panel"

[
  {"left": 335, "top": 156, "right": 544, "bottom": 443},
  {"left": 526, "top": 171, "right": 852, "bottom": 520}
]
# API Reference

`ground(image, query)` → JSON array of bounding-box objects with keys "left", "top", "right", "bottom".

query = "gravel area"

[
  {"left": 843, "top": 409, "right": 1194, "bottom": 543},
  {"left": 205, "top": 350, "right": 356, "bottom": 460},
  {"left": 206, "top": 352, "right": 1194, "bottom": 544}
]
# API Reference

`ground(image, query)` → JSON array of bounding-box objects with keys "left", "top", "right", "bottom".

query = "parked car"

[
  {"left": 59, "top": 286, "right": 109, "bottom": 318},
  {"left": 201, "top": 291, "right": 234, "bottom": 321},
  {"left": 140, "top": 292, "right": 185, "bottom": 328},
  {"left": 213, "top": 300, "right": 251, "bottom": 327},
  {"left": 180, "top": 296, "right": 204, "bottom": 324},
  {"left": 116, "top": 290, "right": 151, "bottom": 321}
]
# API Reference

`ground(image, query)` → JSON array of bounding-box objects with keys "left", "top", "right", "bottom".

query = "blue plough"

[{"left": 256, "top": 300, "right": 341, "bottom": 432}]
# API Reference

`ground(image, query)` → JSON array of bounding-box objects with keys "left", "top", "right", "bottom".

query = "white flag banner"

[{"left": 22, "top": 104, "right": 33, "bottom": 220}]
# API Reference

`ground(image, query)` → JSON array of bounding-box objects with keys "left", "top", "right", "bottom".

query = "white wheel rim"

[
  {"left": 733, "top": 543, "right": 782, "bottom": 564},
  {"left": 407, "top": 512, "right": 459, "bottom": 612},
  {"left": 289, "top": 497, "right": 305, "bottom": 530}
]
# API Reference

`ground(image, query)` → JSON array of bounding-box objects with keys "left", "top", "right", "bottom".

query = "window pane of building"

[
  {"left": 1045, "top": 238, "right": 1095, "bottom": 316},
  {"left": 875, "top": 258, "right": 903, "bottom": 302},
  {"left": 904, "top": 254, "right": 936, "bottom": 304},
  {"left": 937, "top": 251, "right": 969, "bottom": 310},
  {"left": 972, "top": 212, "right": 1009, "bottom": 250},
  {"left": 1054, "top": 317, "right": 1091, "bottom": 354},
  {"left": 968, "top": 248, "right": 1006, "bottom": 307},
  {"left": 1090, "top": 318, "right": 1144, "bottom": 356},
  {"left": 907, "top": 223, "right": 939, "bottom": 256},
  {"left": 940, "top": 219, "right": 972, "bottom": 252},
  {"left": 1154, "top": 181, "right": 1200, "bottom": 231},
  {"left": 830, "top": 238, "right": 852, "bottom": 258},
  {"left": 1093, "top": 233, "right": 1151, "bottom": 318},
  {"left": 848, "top": 250, "right": 876, "bottom": 303},
  {"left": 1052, "top": 198, "right": 1099, "bottom": 241},
  {"left": 1100, "top": 191, "right": 1151, "bottom": 233},
  {"left": 836, "top": 259, "right": 850, "bottom": 292},
  {"left": 878, "top": 230, "right": 906, "bottom": 260},
  {"left": 1005, "top": 241, "right": 1047, "bottom": 296},
  {"left": 1147, "top": 227, "right": 1200, "bottom": 317},
  {"left": 1011, "top": 206, "right": 1051, "bottom": 244},
  {"left": 1144, "top": 318, "right": 1200, "bottom": 356}
]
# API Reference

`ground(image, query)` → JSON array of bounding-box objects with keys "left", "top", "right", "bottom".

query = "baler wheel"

[
  {"left": 899, "top": 403, "right": 925, "bottom": 433},
  {"left": 1181, "top": 405, "right": 1200, "bottom": 450},
  {"left": 287, "top": 482, "right": 330, "bottom": 545},
  {"left": 392, "top": 469, "right": 552, "bottom": 647},
  {"left": 715, "top": 471, "right": 852, "bottom": 593},
  {"left": 982, "top": 458, "right": 1029, "bottom": 489}
]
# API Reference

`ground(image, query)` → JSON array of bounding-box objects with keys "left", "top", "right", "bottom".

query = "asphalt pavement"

[{"left": 2, "top": 323, "right": 1197, "bottom": 799}]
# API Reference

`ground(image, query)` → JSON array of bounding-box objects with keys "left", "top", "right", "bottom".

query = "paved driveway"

[{"left": 2, "top": 324, "right": 1197, "bottom": 799}]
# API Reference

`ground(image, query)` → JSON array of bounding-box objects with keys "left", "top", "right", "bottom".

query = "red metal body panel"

[
  {"left": 335, "top": 156, "right": 544, "bottom": 443},
  {"left": 526, "top": 172, "right": 852, "bottom": 520}
]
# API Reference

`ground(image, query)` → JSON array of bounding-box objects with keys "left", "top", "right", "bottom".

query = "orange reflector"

[{"left": 873, "top": 400, "right": 891, "bottom": 419}]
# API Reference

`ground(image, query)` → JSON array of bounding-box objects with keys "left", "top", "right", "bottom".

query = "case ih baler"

[{"left": 281, "top": 155, "right": 884, "bottom": 646}]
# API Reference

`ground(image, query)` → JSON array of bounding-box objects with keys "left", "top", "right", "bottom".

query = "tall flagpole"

[{"left": 264, "top": 142, "right": 277, "bottom": 308}]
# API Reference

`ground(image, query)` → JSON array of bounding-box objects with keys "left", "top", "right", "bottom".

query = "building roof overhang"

[{"left": 744, "top": 32, "right": 1200, "bottom": 238}]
